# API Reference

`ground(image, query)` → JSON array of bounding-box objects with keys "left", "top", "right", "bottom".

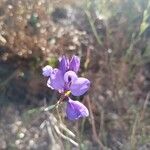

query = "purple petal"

[
  {"left": 42, "top": 65, "right": 53, "bottom": 77},
  {"left": 47, "top": 69, "right": 64, "bottom": 92},
  {"left": 66, "top": 98, "right": 89, "bottom": 120},
  {"left": 70, "top": 77, "right": 90, "bottom": 96},
  {"left": 59, "top": 56, "right": 69, "bottom": 74},
  {"left": 64, "top": 71, "right": 78, "bottom": 83},
  {"left": 69, "top": 55, "right": 80, "bottom": 73}
]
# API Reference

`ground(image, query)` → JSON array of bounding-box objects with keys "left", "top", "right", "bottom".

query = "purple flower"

[
  {"left": 59, "top": 56, "right": 69, "bottom": 74},
  {"left": 46, "top": 70, "right": 90, "bottom": 96},
  {"left": 69, "top": 55, "right": 80, "bottom": 73},
  {"left": 66, "top": 98, "right": 89, "bottom": 120},
  {"left": 42, "top": 65, "right": 53, "bottom": 77},
  {"left": 59, "top": 55, "right": 80, "bottom": 74},
  {"left": 42, "top": 55, "right": 90, "bottom": 120},
  {"left": 43, "top": 55, "right": 89, "bottom": 96}
]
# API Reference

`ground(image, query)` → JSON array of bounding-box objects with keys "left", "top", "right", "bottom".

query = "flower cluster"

[{"left": 42, "top": 55, "right": 90, "bottom": 120}]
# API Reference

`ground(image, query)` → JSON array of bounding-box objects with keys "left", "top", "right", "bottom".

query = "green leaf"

[
  {"left": 26, "top": 108, "right": 40, "bottom": 114},
  {"left": 140, "top": 22, "right": 149, "bottom": 35},
  {"left": 44, "top": 104, "right": 56, "bottom": 111}
]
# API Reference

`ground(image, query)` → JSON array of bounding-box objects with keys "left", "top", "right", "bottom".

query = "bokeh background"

[{"left": 0, "top": 0, "right": 150, "bottom": 149}]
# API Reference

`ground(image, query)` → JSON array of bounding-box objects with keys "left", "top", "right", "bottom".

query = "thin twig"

[
  {"left": 130, "top": 112, "right": 139, "bottom": 150},
  {"left": 59, "top": 123, "right": 76, "bottom": 138},
  {"left": 130, "top": 92, "right": 150, "bottom": 149},
  {"left": 54, "top": 125, "right": 79, "bottom": 147},
  {"left": 45, "top": 120, "right": 56, "bottom": 145},
  {"left": 44, "top": 110, "right": 78, "bottom": 147},
  {"left": 87, "top": 96, "right": 106, "bottom": 149},
  {"left": 84, "top": 9, "right": 102, "bottom": 47},
  {"left": 140, "top": 92, "right": 150, "bottom": 121}
]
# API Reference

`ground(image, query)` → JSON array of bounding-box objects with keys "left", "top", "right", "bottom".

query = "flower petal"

[
  {"left": 70, "top": 77, "right": 90, "bottom": 96},
  {"left": 42, "top": 65, "right": 53, "bottom": 77},
  {"left": 66, "top": 98, "right": 89, "bottom": 120},
  {"left": 59, "top": 56, "right": 69, "bottom": 74},
  {"left": 64, "top": 71, "right": 78, "bottom": 83},
  {"left": 69, "top": 55, "right": 80, "bottom": 73},
  {"left": 47, "top": 69, "right": 64, "bottom": 92}
]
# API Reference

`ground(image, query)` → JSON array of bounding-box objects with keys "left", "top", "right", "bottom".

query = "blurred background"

[{"left": 0, "top": 0, "right": 150, "bottom": 149}]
